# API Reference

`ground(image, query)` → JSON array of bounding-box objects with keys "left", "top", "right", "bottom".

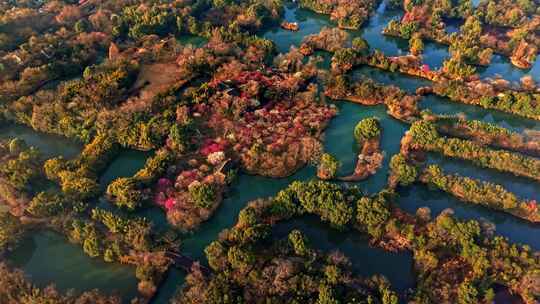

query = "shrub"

[
  {"left": 26, "top": 192, "right": 65, "bottom": 217},
  {"left": 317, "top": 153, "right": 340, "bottom": 180},
  {"left": 189, "top": 182, "right": 217, "bottom": 209},
  {"left": 389, "top": 154, "right": 418, "bottom": 186},
  {"left": 288, "top": 229, "right": 310, "bottom": 256},
  {"left": 106, "top": 177, "right": 144, "bottom": 211},
  {"left": 409, "top": 33, "right": 424, "bottom": 55},
  {"left": 354, "top": 117, "right": 381, "bottom": 143},
  {"left": 356, "top": 191, "right": 393, "bottom": 238}
]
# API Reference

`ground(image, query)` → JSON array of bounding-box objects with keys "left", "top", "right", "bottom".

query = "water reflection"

[
  {"left": 421, "top": 95, "right": 540, "bottom": 132},
  {"left": 398, "top": 185, "right": 540, "bottom": 250},
  {"left": 0, "top": 124, "right": 82, "bottom": 159},
  {"left": 8, "top": 231, "right": 139, "bottom": 302},
  {"left": 427, "top": 153, "right": 540, "bottom": 201},
  {"left": 274, "top": 215, "right": 416, "bottom": 293},
  {"left": 99, "top": 149, "right": 154, "bottom": 186}
]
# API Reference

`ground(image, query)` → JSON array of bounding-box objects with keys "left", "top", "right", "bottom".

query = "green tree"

[
  {"left": 189, "top": 182, "right": 216, "bottom": 209},
  {"left": 317, "top": 153, "right": 340, "bottom": 180},
  {"left": 288, "top": 229, "right": 310, "bottom": 256},
  {"left": 389, "top": 154, "right": 417, "bottom": 186},
  {"left": 8, "top": 138, "right": 27, "bottom": 154},
  {"left": 44, "top": 157, "right": 67, "bottom": 182},
  {"left": 205, "top": 241, "right": 227, "bottom": 271},
  {"left": 399, "top": 22, "right": 419, "bottom": 39},
  {"left": 316, "top": 284, "right": 339, "bottom": 304},
  {"left": 169, "top": 122, "right": 194, "bottom": 152},
  {"left": 409, "top": 33, "right": 424, "bottom": 55},
  {"left": 0, "top": 213, "right": 23, "bottom": 253},
  {"left": 409, "top": 120, "right": 439, "bottom": 145},
  {"left": 458, "top": 280, "right": 479, "bottom": 304},
  {"left": 82, "top": 226, "right": 101, "bottom": 258},
  {"left": 354, "top": 117, "right": 381, "bottom": 143},
  {"left": 227, "top": 246, "right": 255, "bottom": 272},
  {"left": 352, "top": 37, "right": 369, "bottom": 54},
  {"left": 290, "top": 181, "right": 354, "bottom": 229},
  {"left": 26, "top": 192, "right": 65, "bottom": 217},
  {"left": 356, "top": 191, "right": 393, "bottom": 238},
  {"left": 106, "top": 177, "right": 144, "bottom": 211},
  {"left": 58, "top": 171, "right": 99, "bottom": 200},
  {"left": 74, "top": 20, "right": 90, "bottom": 33}
]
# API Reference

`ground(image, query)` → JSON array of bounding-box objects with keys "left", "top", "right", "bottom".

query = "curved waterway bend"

[{"left": 99, "top": 149, "right": 154, "bottom": 187}]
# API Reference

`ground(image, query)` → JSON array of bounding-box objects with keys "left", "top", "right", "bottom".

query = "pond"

[
  {"left": 0, "top": 124, "right": 82, "bottom": 159},
  {"left": 8, "top": 231, "right": 139, "bottom": 302},
  {"left": 273, "top": 216, "right": 416, "bottom": 293}
]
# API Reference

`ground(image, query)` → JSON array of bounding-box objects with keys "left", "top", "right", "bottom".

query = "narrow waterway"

[
  {"left": 352, "top": 65, "right": 432, "bottom": 93},
  {"left": 427, "top": 153, "right": 540, "bottom": 201},
  {"left": 398, "top": 184, "right": 540, "bottom": 250},
  {"left": 421, "top": 95, "right": 540, "bottom": 132}
]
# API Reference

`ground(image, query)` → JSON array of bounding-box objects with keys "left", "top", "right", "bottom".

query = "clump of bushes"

[
  {"left": 389, "top": 154, "right": 418, "bottom": 187},
  {"left": 317, "top": 153, "right": 341, "bottom": 180},
  {"left": 106, "top": 178, "right": 145, "bottom": 211},
  {"left": 354, "top": 117, "right": 381, "bottom": 144}
]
